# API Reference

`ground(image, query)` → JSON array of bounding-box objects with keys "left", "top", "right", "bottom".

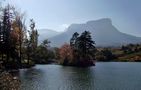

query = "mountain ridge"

[
  {"left": 48, "top": 18, "right": 141, "bottom": 47},
  {"left": 38, "top": 29, "right": 60, "bottom": 43}
]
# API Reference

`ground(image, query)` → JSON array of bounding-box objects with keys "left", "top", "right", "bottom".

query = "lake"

[{"left": 19, "top": 62, "right": 141, "bottom": 90}]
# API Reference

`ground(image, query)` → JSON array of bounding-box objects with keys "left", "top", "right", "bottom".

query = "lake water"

[{"left": 19, "top": 62, "right": 141, "bottom": 90}]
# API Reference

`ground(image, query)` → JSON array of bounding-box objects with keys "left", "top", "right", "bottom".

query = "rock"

[{"left": 0, "top": 72, "right": 20, "bottom": 90}]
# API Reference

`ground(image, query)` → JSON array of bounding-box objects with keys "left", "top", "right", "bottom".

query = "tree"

[
  {"left": 70, "top": 32, "right": 79, "bottom": 61},
  {"left": 26, "top": 19, "right": 38, "bottom": 62},
  {"left": 11, "top": 9, "right": 27, "bottom": 65},
  {"left": 59, "top": 31, "right": 96, "bottom": 66},
  {"left": 0, "top": 5, "right": 27, "bottom": 68},
  {"left": 34, "top": 39, "right": 51, "bottom": 64},
  {"left": 59, "top": 43, "right": 73, "bottom": 65},
  {"left": 76, "top": 31, "right": 96, "bottom": 61},
  {"left": 95, "top": 48, "right": 115, "bottom": 61},
  {"left": 70, "top": 32, "right": 79, "bottom": 48},
  {"left": 34, "top": 45, "right": 48, "bottom": 64},
  {"left": 2, "top": 5, "right": 12, "bottom": 62},
  {"left": 29, "top": 19, "right": 38, "bottom": 49},
  {"left": 41, "top": 39, "right": 50, "bottom": 48},
  {"left": 31, "top": 39, "right": 60, "bottom": 64},
  {"left": 0, "top": 4, "right": 38, "bottom": 69}
]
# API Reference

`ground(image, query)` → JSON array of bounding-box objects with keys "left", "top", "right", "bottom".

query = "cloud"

[{"left": 58, "top": 24, "right": 69, "bottom": 32}]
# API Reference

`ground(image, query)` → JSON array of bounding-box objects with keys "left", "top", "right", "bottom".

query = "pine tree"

[
  {"left": 2, "top": 5, "right": 12, "bottom": 62},
  {"left": 30, "top": 19, "right": 38, "bottom": 49},
  {"left": 27, "top": 19, "right": 38, "bottom": 62},
  {"left": 0, "top": 5, "right": 27, "bottom": 68},
  {"left": 77, "top": 31, "right": 96, "bottom": 61},
  {"left": 70, "top": 32, "right": 79, "bottom": 48},
  {"left": 69, "top": 31, "right": 96, "bottom": 66}
]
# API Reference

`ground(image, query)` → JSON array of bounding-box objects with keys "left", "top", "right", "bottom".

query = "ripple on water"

[{"left": 20, "top": 63, "right": 141, "bottom": 90}]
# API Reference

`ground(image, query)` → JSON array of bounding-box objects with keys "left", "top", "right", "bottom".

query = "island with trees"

[
  {"left": 0, "top": 2, "right": 141, "bottom": 90},
  {"left": 0, "top": 4, "right": 141, "bottom": 70},
  {"left": 59, "top": 31, "right": 96, "bottom": 67}
]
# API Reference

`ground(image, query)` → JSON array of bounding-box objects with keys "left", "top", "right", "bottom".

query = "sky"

[{"left": 4, "top": 0, "right": 141, "bottom": 37}]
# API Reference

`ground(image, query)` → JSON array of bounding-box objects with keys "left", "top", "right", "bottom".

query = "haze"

[{"left": 5, "top": 0, "right": 141, "bottom": 37}]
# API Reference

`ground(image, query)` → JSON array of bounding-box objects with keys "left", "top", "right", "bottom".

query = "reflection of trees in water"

[
  {"left": 20, "top": 67, "right": 45, "bottom": 90},
  {"left": 58, "top": 67, "right": 96, "bottom": 90},
  {"left": 19, "top": 65, "right": 97, "bottom": 90}
]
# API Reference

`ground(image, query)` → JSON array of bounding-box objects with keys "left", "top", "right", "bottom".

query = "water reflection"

[
  {"left": 56, "top": 66, "right": 95, "bottom": 90},
  {"left": 20, "top": 65, "right": 96, "bottom": 90},
  {"left": 20, "top": 67, "right": 46, "bottom": 90},
  {"left": 20, "top": 63, "right": 141, "bottom": 90}
]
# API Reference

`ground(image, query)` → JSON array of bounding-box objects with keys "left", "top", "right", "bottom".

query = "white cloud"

[{"left": 58, "top": 24, "right": 69, "bottom": 32}]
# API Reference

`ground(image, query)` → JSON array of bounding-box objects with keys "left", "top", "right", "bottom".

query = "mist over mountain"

[
  {"left": 38, "top": 29, "right": 60, "bottom": 43},
  {"left": 45, "top": 18, "right": 141, "bottom": 47}
]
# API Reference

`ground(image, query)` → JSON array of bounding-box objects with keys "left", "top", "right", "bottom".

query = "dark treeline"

[
  {"left": 0, "top": 4, "right": 58, "bottom": 69},
  {"left": 58, "top": 31, "right": 96, "bottom": 67},
  {"left": 0, "top": 3, "right": 141, "bottom": 70},
  {"left": 117, "top": 44, "right": 141, "bottom": 61},
  {"left": 0, "top": 1, "right": 112, "bottom": 70},
  {"left": 0, "top": 5, "right": 38, "bottom": 69},
  {"left": 58, "top": 35, "right": 141, "bottom": 63},
  {"left": 0, "top": 1, "right": 141, "bottom": 90},
  {"left": 95, "top": 44, "right": 141, "bottom": 62}
]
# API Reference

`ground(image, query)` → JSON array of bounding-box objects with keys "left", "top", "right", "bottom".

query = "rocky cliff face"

[{"left": 49, "top": 18, "right": 141, "bottom": 47}]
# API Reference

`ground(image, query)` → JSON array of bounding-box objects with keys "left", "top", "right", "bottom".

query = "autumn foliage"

[
  {"left": 59, "top": 31, "right": 96, "bottom": 67},
  {"left": 59, "top": 43, "right": 73, "bottom": 65}
]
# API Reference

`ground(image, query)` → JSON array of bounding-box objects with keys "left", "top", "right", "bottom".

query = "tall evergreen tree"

[
  {"left": 30, "top": 19, "right": 38, "bottom": 49},
  {"left": 2, "top": 5, "right": 12, "bottom": 62},
  {"left": 70, "top": 32, "right": 79, "bottom": 62},
  {"left": 70, "top": 32, "right": 79, "bottom": 48},
  {"left": 27, "top": 19, "right": 38, "bottom": 62},
  {"left": 69, "top": 31, "right": 96, "bottom": 66},
  {"left": 77, "top": 31, "right": 96, "bottom": 61},
  {"left": 0, "top": 4, "right": 27, "bottom": 68},
  {"left": 0, "top": 21, "right": 3, "bottom": 61}
]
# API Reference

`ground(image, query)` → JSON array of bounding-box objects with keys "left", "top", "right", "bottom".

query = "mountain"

[
  {"left": 38, "top": 29, "right": 60, "bottom": 43},
  {"left": 49, "top": 18, "right": 141, "bottom": 47}
]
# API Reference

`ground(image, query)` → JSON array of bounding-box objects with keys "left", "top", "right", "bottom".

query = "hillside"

[
  {"left": 49, "top": 18, "right": 141, "bottom": 47},
  {"left": 38, "top": 29, "right": 60, "bottom": 43}
]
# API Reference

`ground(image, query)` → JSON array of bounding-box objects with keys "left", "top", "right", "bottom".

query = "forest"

[
  {"left": 0, "top": 4, "right": 141, "bottom": 71},
  {"left": 0, "top": 1, "right": 141, "bottom": 90}
]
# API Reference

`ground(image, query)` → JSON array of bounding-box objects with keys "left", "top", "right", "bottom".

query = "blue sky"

[{"left": 5, "top": 0, "right": 141, "bottom": 37}]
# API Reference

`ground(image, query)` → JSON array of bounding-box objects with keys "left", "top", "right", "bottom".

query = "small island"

[
  {"left": 0, "top": 1, "right": 141, "bottom": 90},
  {"left": 0, "top": 3, "right": 141, "bottom": 70},
  {"left": 59, "top": 31, "right": 96, "bottom": 67}
]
